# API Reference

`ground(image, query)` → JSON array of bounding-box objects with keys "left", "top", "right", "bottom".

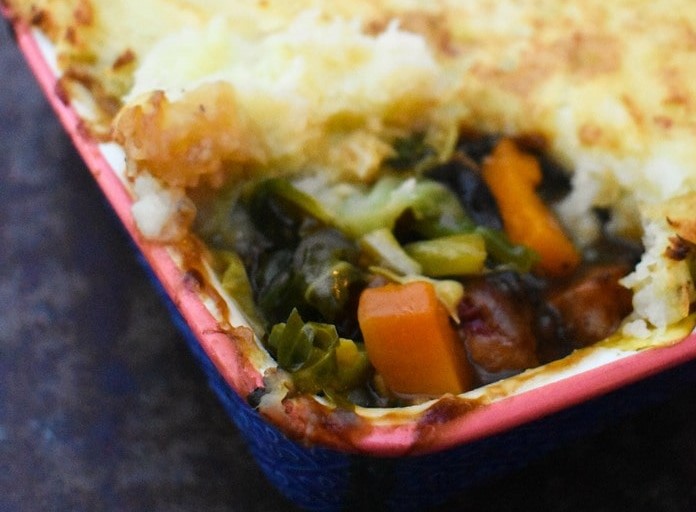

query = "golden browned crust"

[
  {"left": 9, "top": 1, "right": 696, "bottom": 165},
  {"left": 664, "top": 193, "right": 696, "bottom": 245},
  {"left": 114, "top": 83, "right": 266, "bottom": 188}
]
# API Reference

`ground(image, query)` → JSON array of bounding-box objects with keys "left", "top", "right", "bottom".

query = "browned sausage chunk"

[
  {"left": 457, "top": 274, "right": 539, "bottom": 376},
  {"left": 546, "top": 264, "right": 633, "bottom": 348}
]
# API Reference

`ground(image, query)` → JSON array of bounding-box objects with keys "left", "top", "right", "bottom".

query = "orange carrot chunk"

[
  {"left": 357, "top": 281, "right": 474, "bottom": 396},
  {"left": 482, "top": 138, "right": 580, "bottom": 277}
]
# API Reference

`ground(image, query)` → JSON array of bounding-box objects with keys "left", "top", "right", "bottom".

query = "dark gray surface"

[{"left": 3, "top": 20, "right": 696, "bottom": 512}]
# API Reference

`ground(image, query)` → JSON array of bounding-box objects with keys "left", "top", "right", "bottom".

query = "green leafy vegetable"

[
  {"left": 332, "top": 175, "right": 536, "bottom": 271},
  {"left": 476, "top": 226, "right": 539, "bottom": 273},
  {"left": 337, "top": 176, "right": 475, "bottom": 238},
  {"left": 215, "top": 250, "right": 267, "bottom": 337},
  {"left": 254, "top": 228, "right": 365, "bottom": 333},
  {"left": 192, "top": 185, "right": 269, "bottom": 257},
  {"left": 242, "top": 175, "right": 536, "bottom": 273},
  {"left": 404, "top": 233, "right": 487, "bottom": 277},
  {"left": 245, "top": 178, "right": 334, "bottom": 246},
  {"left": 268, "top": 309, "right": 371, "bottom": 397},
  {"left": 294, "top": 229, "right": 365, "bottom": 323},
  {"left": 386, "top": 132, "right": 438, "bottom": 172},
  {"left": 359, "top": 228, "right": 422, "bottom": 276}
]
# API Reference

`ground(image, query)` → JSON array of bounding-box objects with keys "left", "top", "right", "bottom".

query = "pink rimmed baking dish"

[{"left": 6, "top": 10, "right": 696, "bottom": 511}]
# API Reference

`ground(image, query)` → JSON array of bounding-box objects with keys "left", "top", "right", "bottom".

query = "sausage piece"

[
  {"left": 457, "top": 273, "right": 539, "bottom": 376},
  {"left": 456, "top": 263, "right": 633, "bottom": 385},
  {"left": 546, "top": 264, "right": 633, "bottom": 348}
]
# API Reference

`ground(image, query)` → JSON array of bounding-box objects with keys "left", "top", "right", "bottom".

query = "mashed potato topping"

[
  {"left": 8, "top": 0, "right": 696, "bottom": 354},
  {"left": 116, "top": 12, "right": 456, "bottom": 189}
]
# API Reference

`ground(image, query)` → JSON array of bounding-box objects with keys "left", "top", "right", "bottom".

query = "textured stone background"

[{"left": 3, "top": 19, "right": 696, "bottom": 512}]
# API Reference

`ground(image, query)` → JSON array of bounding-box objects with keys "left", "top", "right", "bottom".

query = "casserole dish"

[{"left": 4, "top": 2, "right": 696, "bottom": 509}]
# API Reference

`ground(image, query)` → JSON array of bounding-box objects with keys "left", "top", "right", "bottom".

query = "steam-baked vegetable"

[
  {"left": 268, "top": 309, "right": 371, "bottom": 400},
  {"left": 385, "top": 132, "right": 440, "bottom": 173},
  {"left": 245, "top": 178, "right": 334, "bottom": 246},
  {"left": 482, "top": 139, "right": 581, "bottom": 277},
  {"left": 337, "top": 176, "right": 474, "bottom": 239},
  {"left": 359, "top": 228, "right": 423, "bottom": 276},
  {"left": 253, "top": 227, "right": 365, "bottom": 334},
  {"left": 404, "top": 233, "right": 487, "bottom": 277},
  {"left": 191, "top": 135, "right": 647, "bottom": 404},
  {"left": 357, "top": 281, "right": 474, "bottom": 396}
]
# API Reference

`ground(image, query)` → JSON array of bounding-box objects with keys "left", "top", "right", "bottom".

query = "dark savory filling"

[{"left": 192, "top": 134, "right": 642, "bottom": 408}]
